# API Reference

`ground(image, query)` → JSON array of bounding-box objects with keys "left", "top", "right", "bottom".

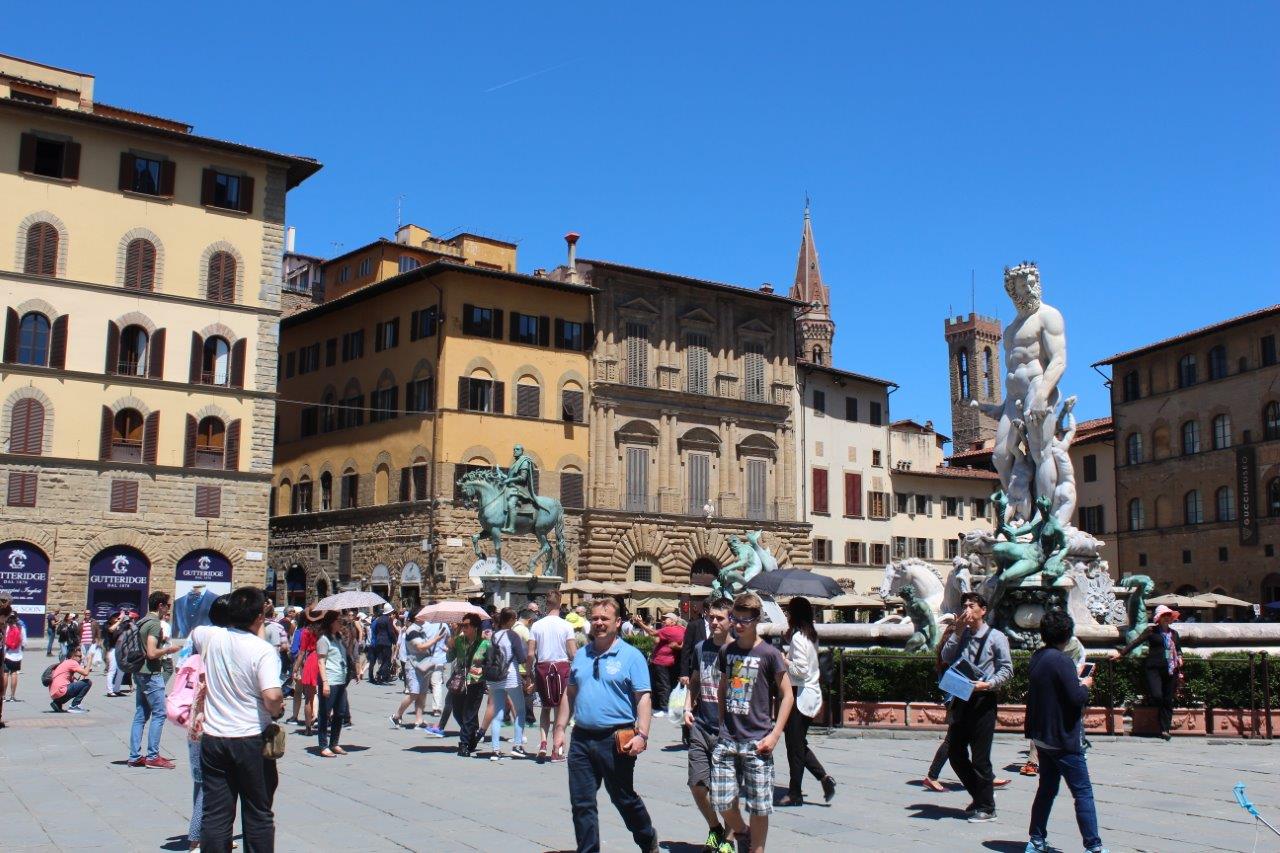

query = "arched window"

[
  {"left": 320, "top": 471, "right": 333, "bottom": 511},
  {"left": 1183, "top": 490, "right": 1202, "bottom": 525},
  {"left": 982, "top": 347, "right": 994, "bottom": 398},
  {"left": 1264, "top": 401, "right": 1280, "bottom": 441},
  {"left": 1216, "top": 486, "right": 1236, "bottom": 522},
  {"left": 1268, "top": 478, "right": 1280, "bottom": 517},
  {"left": 206, "top": 251, "right": 236, "bottom": 303},
  {"left": 277, "top": 480, "right": 291, "bottom": 516},
  {"left": 292, "top": 475, "right": 313, "bottom": 514},
  {"left": 1180, "top": 420, "right": 1200, "bottom": 455},
  {"left": 24, "top": 222, "right": 58, "bottom": 276},
  {"left": 1207, "top": 345, "right": 1228, "bottom": 380},
  {"left": 202, "top": 336, "right": 231, "bottom": 386},
  {"left": 118, "top": 325, "right": 149, "bottom": 376},
  {"left": 321, "top": 391, "right": 337, "bottom": 433},
  {"left": 956, "top": 349, "right": 970, "bottom": 399},
  {"left": 9, "top": 398, "right": 45, "bottom": 455},
  {"left": 194, "top": 416, "right": 226, "bottom": 469},
  {"left": 1121, "top": 371, "right": 1140, "bottom": 402},
  {"left": 123, "top": 238, "right": 156, "bottom": 291},
  {"left": 1178, "top": 354, "right": 1197, "bottom": 388},
  {"left": 1125, "top": 432, "right": 1143, "bottom": 465},
  {"left": 515, "top": 376, "right": 541, "bottom": 418},
  {"left": 16, "top": 312, "right": 51, "bottom": 366},
  {"left": 812, "top": 345, "right": 824, "bottom": 366},
  {"left": 1128, "top": 498, "right": 1144, "bottom": 531},
  {"left": 1212, "top": 414, "right": 1232, "bottom": 450},
  {"left": 112, "top": 408, "right": 144, "bottom": 462}
]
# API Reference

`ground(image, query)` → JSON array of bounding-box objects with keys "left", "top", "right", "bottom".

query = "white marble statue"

[{"left": 880, "top": 558, "right": 945, "bottom": 612}]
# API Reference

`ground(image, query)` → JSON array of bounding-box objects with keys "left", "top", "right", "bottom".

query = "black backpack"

[
  {"left": 115, "top": 617, "right": 154, "bottom": 674},
  {"left": 481, "top": 630, "right": 510, "bottom": 682},
  {"left": 40, "top": 663, "right": 57, "bottom": 687}
]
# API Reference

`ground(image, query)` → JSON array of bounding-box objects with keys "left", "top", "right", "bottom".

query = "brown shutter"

[
  {"left": 399, "top": 467, "right": 411, "bottom": 502},
  {"left": 39, "top": 224, "right": 57, "bottom": 275},
  {"left": 62, "top": 141, "right": 80, "bottom": 181},
  {"left": 583, "top": 323, "right": 594, "bottom": 351},
  {"left": 230, "top": 338, "right": 247, "bottom": 388},
  {"left": 124, "top": 240, "right": 140, "bottom": 288},
  {"left": 239, "top": 175, "right": 254, "bottom": 214},
  {"left": 492, "top": 381, "right": 505, "bottom": 414},
  {"left": 110, "top": 480, "right": 138, "bottom": 513},
  {"left": 118, "top": 152, "right": 136, "bottom": 191},
  {"left": 224, "top": 419, "right": 241, "bottom": 471},
  {"left": 539, "top": 316, "right": 551, "bottom": 347},
  {"left": 104, "top": 321, "right": 120, "bottom": 374},
  {"left": 491, "top": 309, "right": 504, "bottom": 340},
  {"left": 554, "top": 318, "right": 565, "bottom": 348},
  {"left": 195, "top": 485, "right": 221, "bottom": 518},
  {"left": 845, "top": 472, "right": 863, "bottom": 517},
  {"left": 812, "top": 468, "right": 828, "bottom": 514},
  {"left": 200, "top": 168, "right": 216, "bottom": 206},
  {"left": 3, "top": 308, "right": 17, "bottom": 362},
  {"left": 184, "top": 415, "right": 197, "bottom": 468},
  {"left": 148, "top": 328, "right": 165, "bottom": 379},
  {"left": 189, "top": 332, "right": 204, "bottom": 383},
  {"left": 159, "top": 160, "right": 176, "bottom": 196},
  {"left": 507, "top": 312, "right": 518, "bottom": 342},
  {"left": 100, "top": 406, "right": 114, "bottom": 460},
  {"left": 11, "top": 399, "right": 40, "bottom": 454},
  {"left": 142, "top": 411, "right": 160, "bottom": 465},
  {"left": 18, "top": 133, "right": 37, "bottom": 173},
  {"left": 49, "top": 315, "right": 67, "bottom": 369},
  {"left": 458, "top": 376, "right": 470, "bottom": 410}
]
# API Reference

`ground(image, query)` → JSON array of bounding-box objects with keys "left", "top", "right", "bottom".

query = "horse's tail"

[{"left": 554, "top": 510, "right": 567, "bottom": 569}]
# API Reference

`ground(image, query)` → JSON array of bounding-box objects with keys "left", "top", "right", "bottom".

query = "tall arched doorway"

[
  {"left": 87, "top": 546, "right": 151, "bottom": 621},
  {"left": 0, "top": 541, "right": 50, "bottom": 638},
  {"left": 285, "top": 565, "right": 306, "bottom": 606},
  {"left": 316, "top": 576, "right": 329, "bottom": 599},
  {"left": 401, "top": 562, "right": 422, "bottom": 612},
  {"left": 690, "top": 556, "right": 719, "bottom": 589},
  {"left": 371, "top": 564, "right": 391, "bottom": 603}
]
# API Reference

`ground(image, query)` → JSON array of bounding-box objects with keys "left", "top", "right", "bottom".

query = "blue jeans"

[
  {"left": 568, "top": 727, "right": 657, "bottom": 853},
  {"left": 188, "top": 738, "right": 203, "bottom": 844},
  {"left": 488, "top": 683, "right": 526, "bottom": 752},
  {"left": 318, "top": 683, "right": 348, "bottom": 751},
  {"left": 130, "top": 671, "right": 167, "bottom": 761},
  {"left": 1028, "top": 748, "right": 1102, "bottom": 850},
  {"left": 54, "top": 679, "right": 91, "bottom": 708}
]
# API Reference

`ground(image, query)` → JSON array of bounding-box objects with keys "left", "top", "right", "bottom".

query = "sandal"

[
  {"left": 922, "top": 778, "right": 946, "bottom": 792},
  {"left": 332, "top": 746, "right": 347, "bottom": 755},
  {"left": 777, "top": 793, "right": 803, "bottom": 806},
  {"left": 319, "top": 748, "right": 336, "bottom": 757}
]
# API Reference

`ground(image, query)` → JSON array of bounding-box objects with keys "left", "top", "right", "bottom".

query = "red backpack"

[{"left": 4, "top": 624, "right": 22, "bottom": 652}]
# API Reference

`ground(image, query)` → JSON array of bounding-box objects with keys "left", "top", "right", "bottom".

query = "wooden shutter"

[
  {"left": 159, "top": 160, "right": 176, "bottom": 196},
  {"left": 201, "top": 168, "right": 216, "bottom": 206},
  {"left": 458, "top": 376, "right": 470, "bottom": 410},
  {"left": 11, "top": 399, "right": 43, "bottom": 455},
  {"left": 239, "top": 175, "right": 254, "bottom": 214},
  {"left": 583, "top": 322, "right": 594, "bottom": 351},
  {"left": 208, "top": 253, "right": 236, "bottom": 303},
  {"left": 539, "top": 316, "right": 550, "bottom": 347},
  {"left": 49, "top": 315, "right": 67, "bottom": 369},
  {"left": 147, "top": 328, "right": 165, "bottom": 379},
  {"left": 625, "top": 447, "right": 648, "bottom": 509},
  {"left": 142, "top": 411, "right": 160, "bottom": 464},
  {"left": 491, "top": 309, "right": 504, "bottom": 341},
  {"left": 688, "top": 453, "right": 709, "bottom": 510},
  {"left": 812, "top": 468, "right": 829, "bottom": 514},
  {"left": 412, "top": 465, "right": 427, "bottom": 500},
  {"left": 230, "top": 338, "right": 247, "bottom": 388},
  {"left": 507, "top": 312, "right": 519, "bottom": 342},
  {"left": 99, "top": 406, "right": 114, "bottom": 460},
  {"left": 844, "top": 472, "right": 863, "bottom": 517},
  {"left": 189, "top": 332, "right": 204, "bottom": 383},
  {"left": 18, "top": 133, "right": 37, "bottom": 173},
  {"left": 7, "top": 472, "right": 37, "bottom": 507},
  {"left": 516, "top": 383, "right": 540, "bottom": 418},
  {"left": 747, "top": 459, "right": 767, "bottom": 517},
  {"left": 104, "top": 321, "right": 120, "bottom": 374},
  {"left": 62, "top": 141, "right": 81, "bottom": 181},
  {"left": 183, "top": 415, "right": 197, "bottom": 468},
  {"left": 195, "top": 485, "right": 221, "bottom": 518},
  {"left": 399, "top": 467, "right": 411, "bottom": 502},
  {"left": 560, "top": 471, "right": 584, "bottom": 509},
  {"left": 554, "top": 318, "right": 565, "bottom": 349},
  {"left": 561, "top": 389, "right": 584, "bottom": 423},
  {"left": 118, "top": 152, "right": 136, "bottom": 191},
  {"left": 224, "top": 419, "right": 241, "bottom": 471},
  {"left": 124, "top": 239, "right": 155, "bottom": 291},
  {"left": 492, "top": 381, "right": 505, "bottom": 414},
  {"left": 110, "top": 479, "right": 138, "bottom": 513},
  {"left": 25, "top": 222, "right": 57, "bottom": 276},
  {"left": 3, "top": 308, "right": 17, "bottom": 362},
  {"left": 686, "top": 333, "right": 709, "bottom": 394}
]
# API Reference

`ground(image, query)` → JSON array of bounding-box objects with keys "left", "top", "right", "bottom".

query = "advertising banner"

[
  {"left": 173, "top": 550, "right": 233, "bottom": 637},
  {"left": 0, "top": 541, "right": 50, "bottom": 638},
  {"left": 1237, "top": 446, "right": 1258, "bottom": 546},
  {"left": 87, "top": 546, "right": 150, "bottom": 622}
]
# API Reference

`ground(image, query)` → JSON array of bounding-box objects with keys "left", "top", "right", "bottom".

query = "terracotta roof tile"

[{"left": 1093, "top": 304, "right": 1280, "bottom": 366}]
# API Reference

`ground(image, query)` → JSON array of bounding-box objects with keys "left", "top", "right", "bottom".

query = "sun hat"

[
  {"left": 382, "top": 603, "right": 393, "bottom": 614},
  {"left": 1153, "top": 604, "right": 1180, "bottom": 623}
]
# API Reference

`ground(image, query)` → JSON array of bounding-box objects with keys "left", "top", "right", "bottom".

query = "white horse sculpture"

[{"left": 880, "top": 558, "right": 946, "bottom": 613}]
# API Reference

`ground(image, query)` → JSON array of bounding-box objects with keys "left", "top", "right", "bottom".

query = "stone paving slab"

[{"left": 1, "top": 663, "right": 1277, "bottom": 852}]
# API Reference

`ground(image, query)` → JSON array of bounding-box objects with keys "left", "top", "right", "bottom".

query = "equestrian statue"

[{"left": 457, "top": 445, "right": 566, "bottom": 577}]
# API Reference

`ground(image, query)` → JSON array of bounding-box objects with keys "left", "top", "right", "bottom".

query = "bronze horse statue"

[{"left": 457, "top": 467, "right": 566, "bottom": 577}]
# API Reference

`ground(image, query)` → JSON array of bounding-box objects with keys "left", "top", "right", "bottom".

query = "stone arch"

[
  {"left": 672, "top": 528, "right": 734, "bottom": 573},
  {"left": 108, "top": 394, "right": 152, "bottom": 418},
  {"left": 409, "top": 358, "right": 434, "bottom": 381},
  {"left": 295, "top": 462, "right": 314, "bottom": 481},
  {"left": 608, "top": 522, "right": 678, "bottom": 577},
  {"left": 2, "top": 386, "right": 55, "bottom": 455},
  {"left": 462, "top": 355, "right": 498, "bottom": 378},
  {"left": 340, "top": 457, "right": 359, "bottom": 475},
  {"left": 115, "top": 227, "right": 166, "bottom": 292},
  {"left": 616, "top": 419, "right": 660, "bottom": 445},
  {"left": 554, "top": 452, "right": 588, "bottom": 472},
  {"left": 198, "top": 322, "right": 241, "bottom": 344},
  {"left": 114, "top": 310, "right": 159, "bottom": 336},
  {"left": 0, "top": 523, "right": 56, "bottom": 557},
  {"left": 679, "top": 426, "right": 722, "bottom": 453},
  {"left": 372, "top": 450, "right": 394, "bottom": 470},
  {"left": 737, "top": 432, "right": 779, "bottom": 459},
  {"left": 193, "top": 402, "right": 233, "bottom": 424},
  {"left": 408, "top": 444, "right": 431, "bottom": 465},
  {"left": 374, "top": 367, "right": 397, "bottom": 389},
  {"left": 159, "top": 537, "right": 245, "bottom": 573},
  {"left": 317, "top": 459, "right": 335, "bottom": 478},
  {"left": 275, "top": 467, "right": 295, "bottom": 486},
  {"left": 457, "top": 445, "right": 497, "bottom": 466},
  {"left": 1151, "top": 423, "right": 1171, "bottom": 460},
  {"left": 512, "top": 363, "right": 547, "bottom": 388},
  {"left": 13, "top": 297, "right": 61, "bottom": 321},
  {"left": 76, "top": 529, "right": 164, "bottom": 565},
  {"left": 15, "top": 211, "right": 69, "bottom": 277},
  {"left": 198, "top": 241, "right": 246, "bottom": 304},
  {"left": 341, "top": 377, "right": 363, "bottom": 399},
  {"left": 557, "top": 369, "right": 588, "bottom": 394}
]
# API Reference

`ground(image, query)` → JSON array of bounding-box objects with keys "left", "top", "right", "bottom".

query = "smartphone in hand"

[{"left": 1079, "top": 662, "right": 1096, "bottom": 678}]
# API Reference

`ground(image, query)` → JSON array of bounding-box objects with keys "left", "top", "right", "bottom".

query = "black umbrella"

[{"left": 746, "top": 569, "right": 843, "bottom": 599}]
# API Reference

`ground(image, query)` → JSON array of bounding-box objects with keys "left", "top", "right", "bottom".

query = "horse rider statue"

[{"left": 500, "top": 444, "right": 540, "bottom": 534}]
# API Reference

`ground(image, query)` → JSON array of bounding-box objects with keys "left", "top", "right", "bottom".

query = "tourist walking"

[
  {"left": 1109, "top": 604, "right": 1183, "bottom": 741},
  {"left": 778, "top": 597, "right": 836, "bottom": 806},
  {"left": 0, "top": 598, "right": 10, "bottom": 725},
  {"left": 45, "top": 610, "right": 58, "bottom": 657},
  {"left": 56, "top": 611, "right": 76, "bottom": 660},
  {"left": 315, "top": 611, "right": 350, "bottom": 757},
  {"left": 940, "top": 591, "right": 1013, "bottom": 823},
  {"left": 48, "top": 644, "right": 92, "bottom": 712},
  {"left": 192, "top": 586, "right": 285, "bottom": 853},
  {"left": 710, "top": 592, "right": 794, "bottom": 853},
  {"left": 446, "top": 613, "right": 489, "bottom": 757},
  {"left": 514, "top": 607, "right": 537, "bottom": 728},
  {"left": 554, "top": 597, "right": 659, "bottom": 853},
  {"left": 679, "top": 597, "right": 709, "bottom": 749},
  {"left": 289, "top": 608, "right": 320, "bottom": 735},
  {"left": 128, "top": 591, "right": 182, "bottom": 769},
  {"left": 529, "top": 590, "right": 577, "bottom": 761},
  {"left": 4, "top": 613, "right": 27, "bottom": 702},
  {"left": 642, "top": 613, "right": 685, "bottom": 718},
  {"left": 369, "top": 604, "right": 397, "bottom": 685},
  {"left": 392, "top": 609, "right": 446, "bottom": 733},
  {"left": 103, "top": 612, "right": 125, "bottom": 696},
  {"left": 480, "top": 607, "right": 529, "bottom": 760},
  {"left": 1025, "top": 610, "right": 1107, "bottom": 853},
  {"left": 683, "top": 598, "right": 736, "bottom": 853},
  {"left": 80, "top": 609, "right": 102, "bottom": 672}
]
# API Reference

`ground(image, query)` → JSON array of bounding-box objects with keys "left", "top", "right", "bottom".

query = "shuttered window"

[
  {"left": 6, "top": 472, "right": 36, "bottom": 507},
  {"left": 369, "top": 387, "right": 398, "bottom": 423},
  {"left": 341, "top": 472, "right": 359, "bottom": 509},
  {"left": 516, "top": 383, "right": 541, "bottom": 418},
  {"left": 561, "top": 389, "right": 585, "bottom": 423},
  {"left": 123, "top": 239, "right": 156, "bottom": 290},
  {"left": 560, "top": 471, "right": 584, "bottom": 509},
  {"left": 206, "top": 251, "right": 236, "bottom": 303},
  {"left": 812, "top": 468, "right": 829, "bottom": 514},
  {"left": 746, "top": 459, "right": 767, "bottom": 519},
  {"left": 19, "top": 134, "right": 79, "bottom": 181},
  {"left": 743, "top": 342, "right": 765, "bottom": 401},
  {"left": 625, "top": 447, "right": 649, "bottom": 511},
  {"left": 24, "top": 222, "right": 59, "bottom": 276},
  {"left": 685, "top": 333, "right": 709, "bottom": 394},
  {"left": 411, "top": 464, "right": 428, "bottom": 500},
  {"left": 688, "top": 452, "right": 710, "bottom": 513},
  {"left": 625, "top": 323, "right": 648, "bottom": 387},
  {"left": 844, "top": 472, "right": 863, "bottom": 517},
  {"left": 406, "top": 378, "right": 434, "bottom": 413},
  {"left": 110, "top": 479, "right": 139, "bottom": 513},
  {"left": 195, "top": 485, "right": 221, "bottom": 518},
  {"left": 10, "top": 398, "right": 44, "bottom": 455}
]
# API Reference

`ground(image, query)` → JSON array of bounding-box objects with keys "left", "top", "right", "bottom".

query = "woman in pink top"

[
  {"left": 49, "top": 645, "right": 92, "bottom": 713},
  {"left": 640, "top": 612, "right": 685, "bottom": 717}
]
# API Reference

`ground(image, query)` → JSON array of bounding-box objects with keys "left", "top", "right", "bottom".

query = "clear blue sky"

[{"left": 11, "top": 3, "right": 1278, "bottom": 438}]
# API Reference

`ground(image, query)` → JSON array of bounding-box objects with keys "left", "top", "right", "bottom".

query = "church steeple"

[{"left": 790, "top": 203, "right": 835, "bottom": 366}]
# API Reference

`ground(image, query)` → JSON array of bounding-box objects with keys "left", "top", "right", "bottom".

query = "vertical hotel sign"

[{"left": 1237, "top": 446, "right": 1258, "bottom": 546}]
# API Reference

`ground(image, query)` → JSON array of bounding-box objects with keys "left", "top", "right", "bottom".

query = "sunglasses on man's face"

[{"left": 729, "top": 613, "right": 759, "bottom": 625}]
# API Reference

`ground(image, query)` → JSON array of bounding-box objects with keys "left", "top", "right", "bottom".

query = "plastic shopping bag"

[{"left": 667, "top": 684, "right": 688, "bottom": 717}]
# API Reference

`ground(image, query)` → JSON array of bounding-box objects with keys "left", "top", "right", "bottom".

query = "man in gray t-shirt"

[{"left": 684, "top": 599, "right": 732, "bottom": 851}]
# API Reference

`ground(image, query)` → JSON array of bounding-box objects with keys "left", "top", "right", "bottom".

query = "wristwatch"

[{"left": 635, "top": 731, "right": 648, "bottom": 740}]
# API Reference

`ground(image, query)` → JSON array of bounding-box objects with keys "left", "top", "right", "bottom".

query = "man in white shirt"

[
  {"left": 527, "top": 591, "right": 577, "bottom": 762},
  {"left": 191, "top": 587, "right": 284, "bottom": 853}
]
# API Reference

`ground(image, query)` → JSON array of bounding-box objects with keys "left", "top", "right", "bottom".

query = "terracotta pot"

[
  {"left": 907, "top": 702, "right": 950, "bottom": 730},
  {"left": 1129, "top": 706, "right": 1206, "bottom": 736},
  {"left": 1082, "top": 706, "right": 1124, "bottom": 735},
  {"left": 994, "top": 704, "right": 1027, "bottom": 733},
  {"left": 843, "top": 701, "right": 908, "bottom": 728},
  {"left": 1209, "top": 709, "right": 1280, "bottom": 738}
]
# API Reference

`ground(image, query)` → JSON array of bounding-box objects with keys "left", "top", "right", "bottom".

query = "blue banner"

[
  {"left": 87, "top": 546, "right": 151, "bottom": 622},
  {"left": 0, "top": 541, "right": 50, "bottom": 638}
]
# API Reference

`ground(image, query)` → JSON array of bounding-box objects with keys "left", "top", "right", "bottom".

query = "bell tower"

[
  {"left": 790, "top": 204, "right": 834, "bottom": 366},
  {"left": 944, "top": 312, "right": 1002, "bottom": 451}
]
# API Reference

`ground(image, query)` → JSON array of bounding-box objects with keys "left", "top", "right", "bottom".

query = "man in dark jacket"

[
  {"left": 1024, "top": 609, "right": 1105, "bottom": 853},
  {"left": 679, "top": 598, "right": 709, "bottom": 749}
]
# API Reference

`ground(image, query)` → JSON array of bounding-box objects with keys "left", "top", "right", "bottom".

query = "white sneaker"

[
  {"left": 67, "top": 706, "right": 88, "bottom": 714},
  {"left": 653, "top": 710, "right": 667, "bottom": 718},
  {"left": 490, "top": 751, "right": 504, "bottom": 762}
]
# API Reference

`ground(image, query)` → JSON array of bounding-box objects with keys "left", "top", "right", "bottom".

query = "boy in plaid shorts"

[{"left": 711, "top": 592, "right": 794, "bottom": 853}]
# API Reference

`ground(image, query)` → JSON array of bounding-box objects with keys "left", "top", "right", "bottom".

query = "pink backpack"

[{"left": 166, "top": 653, "right": 205, "bottom": 726}]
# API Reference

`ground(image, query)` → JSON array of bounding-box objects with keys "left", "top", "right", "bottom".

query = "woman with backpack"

[
  {"left": 4, "top": 613, "right": 27, "bottom": 702},
  {"left": 478, "top": 607, "right": 530, "bottom": 762},
  {"left": 314, "top": 610, "right": 350, "bottom": 757},
  {"left": 446, "top": 613, "right": 489, "bottom": 757}
]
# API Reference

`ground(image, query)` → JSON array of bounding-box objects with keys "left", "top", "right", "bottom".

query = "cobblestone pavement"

[{"left": 1, "top": 660, "right": 1276, "bottom": 852}]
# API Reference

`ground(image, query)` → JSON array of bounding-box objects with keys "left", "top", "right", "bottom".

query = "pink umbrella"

[{"left": 417, "top": 600, "right": 488, "bottom": 623}]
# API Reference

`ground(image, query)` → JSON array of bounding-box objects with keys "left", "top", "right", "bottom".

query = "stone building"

[
  {"left": 268, "top": 246, "right": 593, "bottom": 608},
  {"left": 1094, "top": 304, "right": 1280, "bottom": 602},
  {"left": 944, "top": 312, "right": 1003, "bottom": 452},
  {"left": 0, "top": 54, "right": 320, "bottom": 629}
]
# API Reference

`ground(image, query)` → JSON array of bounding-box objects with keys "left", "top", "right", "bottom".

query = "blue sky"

[{"left": 11, "top": 3, "right": 1278, "bottom": 439}]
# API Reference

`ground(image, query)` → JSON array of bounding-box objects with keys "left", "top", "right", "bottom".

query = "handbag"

[{"left": 262, "top": 723, "right": 287, "bottom": 759}]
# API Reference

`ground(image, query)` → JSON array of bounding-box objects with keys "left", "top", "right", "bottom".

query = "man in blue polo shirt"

[{"left": 554, "top": 597, "right": 659, "bottom": 853}]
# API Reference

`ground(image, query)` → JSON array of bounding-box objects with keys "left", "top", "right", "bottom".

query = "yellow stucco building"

[{"left": 0, "top": 54, "right": 319, "bottom": 627}]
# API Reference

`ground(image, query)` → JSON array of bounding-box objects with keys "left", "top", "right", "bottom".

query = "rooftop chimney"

[
  {"left": 565, "top": 232, "right": 581, "bottom": 283},
  {"left": 286, "top": 227, "right": 296, "bottom": 254},
  {"left": 759, "top": 282, "right": 774, "bottom": 294}
]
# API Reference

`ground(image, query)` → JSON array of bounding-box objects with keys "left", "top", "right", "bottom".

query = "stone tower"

[
  {"left": 944, "top": 312, "right": 1003, "bottom": 451},
  {"left": 790, "top": 204, "right": 834, "bottom": 366}
]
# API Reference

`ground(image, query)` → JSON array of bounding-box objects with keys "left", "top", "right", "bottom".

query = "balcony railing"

[
  {"left": 609, "top": 496, "right": 780, "bottom": 521},
  {"left": 195, "top": 449, "right": 225, "bottom": 469},
  {"left": 110, "top": 441, "right": 142, "bottom": 463},
  {"left": 624, "top": 495, "right": 660, "bottom": 513}
]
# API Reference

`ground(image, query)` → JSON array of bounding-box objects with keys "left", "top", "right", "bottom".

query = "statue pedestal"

[
  {"left": 480, "top": 573, "right": 564, "bottom": 610},
  {"left": 992, "top": 575, "right": 1073, "bottom": 650}
]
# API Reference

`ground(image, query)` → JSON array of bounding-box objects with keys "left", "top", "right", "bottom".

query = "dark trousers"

[
  {"left": 568, "top": 727, "right": 657, "bottom": 853},
  {"left": 1028, "top": 748, "right": 1102, "bottom": 849},
  {"left": 201, "top": 734, "right": 278, "bottom": 853},
  {"left": 453, "top": 683, "right": 485, "bottom": 752},
  {"left": 783, "top": 710, "right": 828, "bottom": 795},
  {"left": 318, "top": 683, "right": 348, "bottom": 750},
  {"left": 650, "top": 663, "right": 676, "bottom": 713},
  {"left": 1145, "top": 667, "right": 1176, "bottom": 734},
  {"left": 439, "top": 689, "right": 454, "bottom": 729},
  {"left": 371, "top": 645, "right": 393, "bottom": 683},
  {"left": 947, "top": 693, "right": 997, "bottom": 812}
]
